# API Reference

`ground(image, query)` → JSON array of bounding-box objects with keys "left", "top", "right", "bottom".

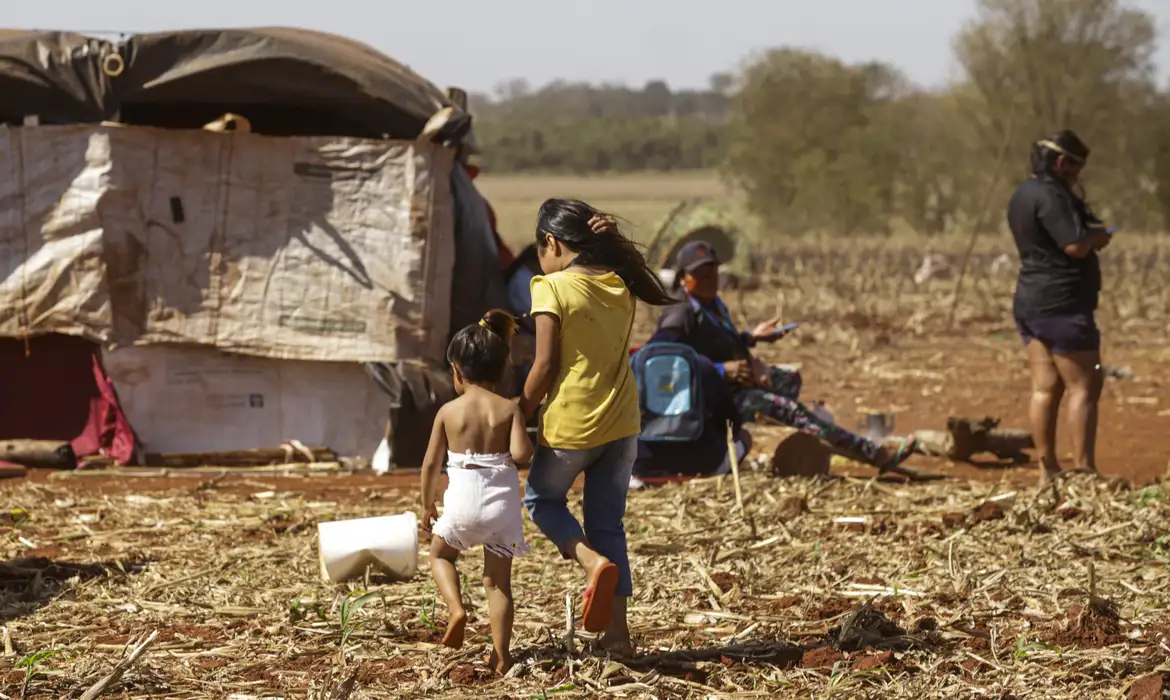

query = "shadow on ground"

[{"left": 0, "top": 557, "right": 149, "bottom": 622}]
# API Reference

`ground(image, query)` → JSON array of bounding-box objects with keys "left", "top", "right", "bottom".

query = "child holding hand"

[
  {"left": 420, "top": 310, "right": 532, "bottom": 674},
  {"left": 520, "top": 199, "right": 675, "bottom": 656}
]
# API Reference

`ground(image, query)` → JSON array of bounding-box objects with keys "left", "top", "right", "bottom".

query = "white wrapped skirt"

[{"left": 432, "top": 451, "right": 529, "bottom": 558}]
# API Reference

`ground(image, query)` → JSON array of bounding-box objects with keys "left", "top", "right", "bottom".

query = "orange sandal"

[{"left": 581, "top": 562, "right": 619, "bottom": 633}]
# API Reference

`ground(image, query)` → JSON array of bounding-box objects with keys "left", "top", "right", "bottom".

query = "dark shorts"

[{"left": 1015, "top": 311, "right": 1100, "bottom": 355}]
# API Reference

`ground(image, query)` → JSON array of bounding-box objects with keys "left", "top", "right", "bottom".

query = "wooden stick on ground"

[
  {"left": 0, "top": 462, "right": 26, "bottom": 480},
  {"left": 0, "top": 440, "right": 75, "bottom": 469},
  {"left": 79, "top": 630, "right": 159, "bottom": 700},
  {"left": 329, "top": 665, "right": 360, "bottom": 700},
  {"left": 563, "top": 591, "right": 576, "bottom": 655},
  {"left": 726, "top": 422, "right": 745, "bottom": 513}
]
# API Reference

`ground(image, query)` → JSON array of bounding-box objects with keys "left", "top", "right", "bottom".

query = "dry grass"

[
  {"left": 4, "top": 467, "right": 1170, "bottom": 698},
  {"left": 478, "top": 174, "right": 1170, "bottom": 335},
  {"left": 476, "top": 171, "right": 729, "bottom": 248},
  {"left": 2, "top": 173, "right": 1168, "bottom": 698}
]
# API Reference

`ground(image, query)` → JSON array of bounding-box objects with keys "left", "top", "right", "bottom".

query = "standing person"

[
  {"left": 1009, "top": 131, "right": 1112, "bottom": 482},
  {"left": 652, "top": 241, "right": 916, "bottom": 471},
  {"left": 419, "top": 310, "right": 532, "bottom": 674},
  {"left": 520, "top": 199, "right": 675, "bottom": 656}
]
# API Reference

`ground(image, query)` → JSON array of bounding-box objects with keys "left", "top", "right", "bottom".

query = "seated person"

[
  {"left": 632, "top": 351, "right": 752, "bottom": 484},
  {"left": 650, "top": 241, "right": 915, "bottom": 472}
]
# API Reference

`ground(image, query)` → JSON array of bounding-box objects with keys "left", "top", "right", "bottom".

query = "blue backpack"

[{"left": 630, "top": 343, "right": 705, "bottom": 442}]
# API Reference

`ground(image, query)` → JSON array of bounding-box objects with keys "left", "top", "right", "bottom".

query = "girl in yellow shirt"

[{"left": 519, "top": 198, "right": 674, "bottom": 656}]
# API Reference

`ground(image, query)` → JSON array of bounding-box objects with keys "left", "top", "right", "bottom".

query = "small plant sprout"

[
  {"left": 18, "top": 648, "right": 69, "bottom": 698},
  {"left": 338, "top": 590, "right": 381, "bottom": 652},
  {"left": 418, "top": 582, "right": 439, "bottom": 632}
]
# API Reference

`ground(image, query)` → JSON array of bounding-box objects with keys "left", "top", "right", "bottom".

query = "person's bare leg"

[
  {"left": 1052, "top": 350, "right": 1103, "bottom": 473},
  {"left": 599, "top": 595, "right": 634, "bottom": 657},
  {"left": 428, "top": 536, "right": 466, "bottom": 648},
  {"left": 482, "top": 551, "right": 515, "bottom": 674},
  {"left": 569, "top": 538, "right": 611, "bottom": 576},
  {"left": 1025, "top": 340, "right": 1065, "bottom": 482}
]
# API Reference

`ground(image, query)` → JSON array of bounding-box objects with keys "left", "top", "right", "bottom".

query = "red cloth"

[{"left": 0, "top": 335, "right": 137, "bottom": 464}]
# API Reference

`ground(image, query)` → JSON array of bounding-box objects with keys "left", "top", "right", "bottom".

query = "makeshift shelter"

[
  {"left": 0, "top": 28, "right": 459, "bottom": 138},
  {"left": 0, "top": 28, "right": 506, "bottom": 464},
  {"left": 0, "top": 335, "right": 136, "bottom": 464},
  {"left": 644, "top": 198, "right": 757, "bottom": 281}
]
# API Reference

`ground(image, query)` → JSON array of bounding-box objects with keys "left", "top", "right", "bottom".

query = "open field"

[
  {"left": 2, "top": 173, "right": 1170, "bottom": 697},
  {"left": 476, "top": 171, "right": 732, "bottom": 249},
  {"left": 481, "top": 171, "right": 1170, "bottom": 484},
  {"left": 4, "top": 466, "right": 1170, "bottom": 698}
]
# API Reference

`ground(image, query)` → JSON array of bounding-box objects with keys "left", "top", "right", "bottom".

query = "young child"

[
  {"left": 420, "top": 310, "right": 533, "bottom": 674},
  {"left": 519, "top": 199, "right": 675, "bottom": 657}
]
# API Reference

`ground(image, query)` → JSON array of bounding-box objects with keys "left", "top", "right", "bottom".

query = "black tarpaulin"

[{"left": 0, "top": 27, "right": 453, "bottom": 138}]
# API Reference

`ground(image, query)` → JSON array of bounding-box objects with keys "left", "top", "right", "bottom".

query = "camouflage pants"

[{"left": 733, "top": 367, "right": 881, "bottom": 463}]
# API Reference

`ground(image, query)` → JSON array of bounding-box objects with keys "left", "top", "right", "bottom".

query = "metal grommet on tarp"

[{"left": 102, "top": 52, "right": 125, "bottom": 77}]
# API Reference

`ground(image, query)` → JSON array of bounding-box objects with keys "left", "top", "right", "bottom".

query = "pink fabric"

[{"left": 0, "top": 335, "right": 137, "bottom": 464}]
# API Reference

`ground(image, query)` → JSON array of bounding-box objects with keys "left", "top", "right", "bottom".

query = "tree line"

[
  {"left": 468, "top": 78, "right": 731, "bottom": 172},
  {"left": 470, "top": 0, "right": 1170, "bottom": 235}
]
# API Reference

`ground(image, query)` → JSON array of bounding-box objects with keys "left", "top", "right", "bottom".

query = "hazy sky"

[{"left": 6, "top": 0, "right": 1169, "bottom": 93}]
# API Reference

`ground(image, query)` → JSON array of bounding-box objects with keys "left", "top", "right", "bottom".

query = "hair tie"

[
  {"left": 1038, "top": 139, "right": 1085, "bottom": 163},
  {"left": 479, "top": 319, "right": 488, "bottom": 328}
]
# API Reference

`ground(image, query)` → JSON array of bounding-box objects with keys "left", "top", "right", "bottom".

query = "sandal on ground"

[
  {"left": 581, "top": 562, "right": 619, "bottom": 633},
  {"left": 877, "top": 436, "right": 918, "bottom": 474}
]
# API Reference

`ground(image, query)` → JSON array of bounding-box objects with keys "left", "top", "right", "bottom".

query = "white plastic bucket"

[{"left": 317, "top": 512, "right": 418, "bottom": 583}]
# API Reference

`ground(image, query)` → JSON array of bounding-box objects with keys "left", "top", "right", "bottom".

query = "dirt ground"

[
  {"left": 761, "top": 326, "right": 1170, "bottom": 486},
  {"left": 4, "top": 455, "right": 1168, "bottom": 698},
  {"left": 2, "top": 296, "right": 1169, "bottom": 698},
  {"left": 7, "top": 319, "right": 1165, "bottom": 503}
]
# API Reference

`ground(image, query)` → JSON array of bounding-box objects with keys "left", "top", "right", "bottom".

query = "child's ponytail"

[
  {"left": 535, "top": 198, "right": 675, "bottom": 306},
  {"left": 447, "top": 309, "right": 516, "bottom": 384},
  {"left": 479, "top": 309, "right": 518, "bottom": 343}
]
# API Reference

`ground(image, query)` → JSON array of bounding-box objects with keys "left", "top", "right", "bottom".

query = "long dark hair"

[
  {"left": 446, "top": 309, "right": 516, "bottom": 384},
  {"left": 535, "top": 198, "right": 674, "bottom": 306},
  {"left": 1031, "top": 129, "right": 1102, "bottom": 221}
]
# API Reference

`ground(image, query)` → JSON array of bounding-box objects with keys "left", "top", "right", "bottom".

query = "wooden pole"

[
  {"left": 946, "top": 112, "right": 1018, "bottom": 329},
  {"left": 726, "top": 422, "right": 745, "bottom": 513},
  {"left": 0, "top": 440, "right": 75, "bottom": 469}
]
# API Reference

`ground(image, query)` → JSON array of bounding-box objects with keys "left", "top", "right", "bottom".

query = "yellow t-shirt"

[{"left": 529, "top": 271, "right": 640, "bottom": 450}]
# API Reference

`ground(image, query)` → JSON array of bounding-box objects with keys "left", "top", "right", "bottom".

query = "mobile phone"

[{"left": 761, "top": 322, "right": 800, "bottom": 340}]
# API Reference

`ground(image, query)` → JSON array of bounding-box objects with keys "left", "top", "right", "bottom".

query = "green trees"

[
  {"left": 472, "top": 0, "right": 1168, "bottom": 233},
  {"left": 469, "top": 81, "right": 729, "bottom": 173},
  {"left": 723, "top": 0, "right": 1165, "bottom": 234},
  {"left": 954, "top": 0, "right": 1163, "bottom": 229}
]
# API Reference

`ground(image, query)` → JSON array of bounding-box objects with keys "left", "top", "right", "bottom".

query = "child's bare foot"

[
  {"left": 487, "top": 648, "right": 513, "bottom": 675},
  {"left": 442, "top": 609, "right": 467, "bottom": 648}
]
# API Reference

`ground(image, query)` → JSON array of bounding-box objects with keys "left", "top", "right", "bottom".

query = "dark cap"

[{"left": 675, "top": 241, "right": 720, "bottom": 272}]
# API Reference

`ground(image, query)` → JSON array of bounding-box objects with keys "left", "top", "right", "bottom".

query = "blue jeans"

[{"left": 524, "top": 436, "right": 637, "bottom": 597}]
